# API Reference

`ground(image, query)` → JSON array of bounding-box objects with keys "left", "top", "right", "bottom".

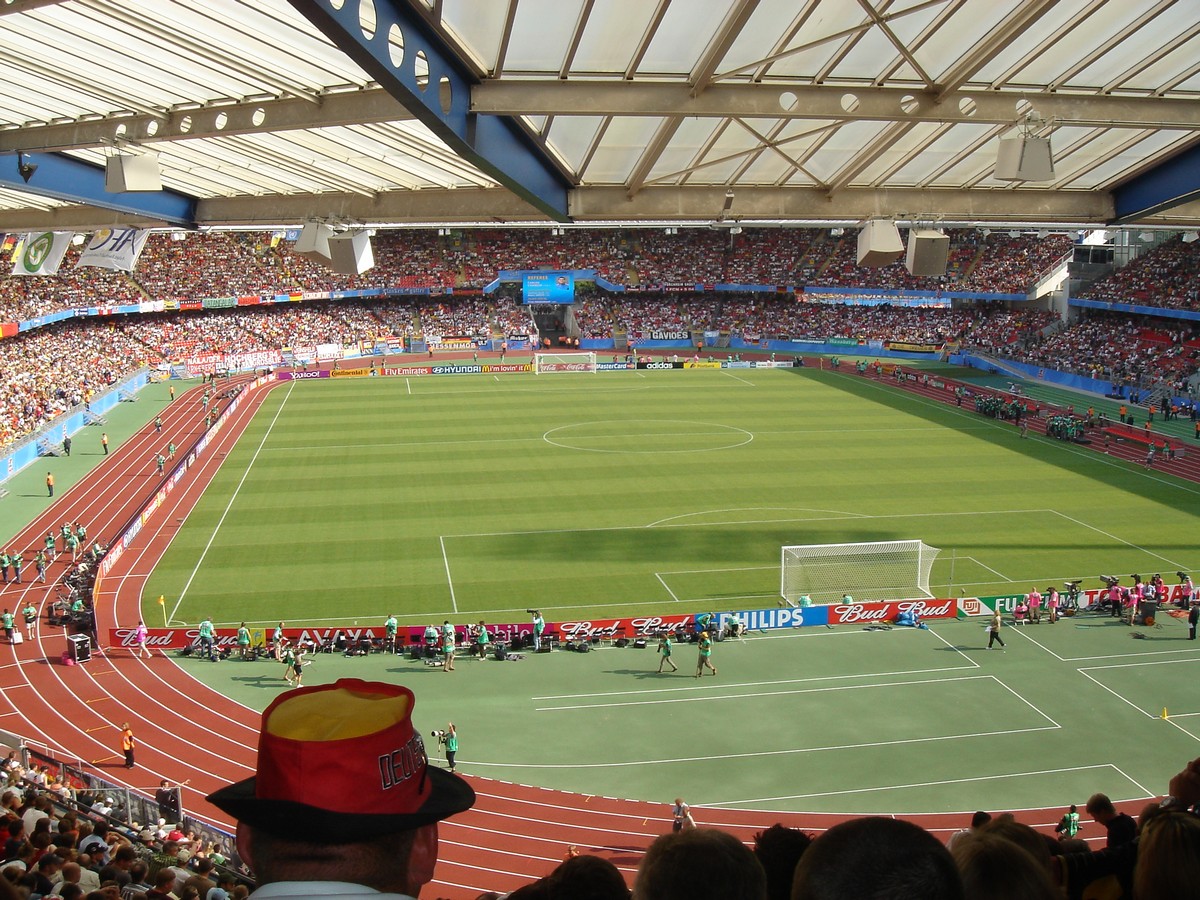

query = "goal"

[
  {"left": 780, "top": 540, "right": 941, "bottom": 606},
  {"left": 534, "top": 351, "right": 597, "bottom": 374}
]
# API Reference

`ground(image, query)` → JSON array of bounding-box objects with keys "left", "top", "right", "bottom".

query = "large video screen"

[{"left": 522, "top": 271, "right": 574, "bottom": 304}]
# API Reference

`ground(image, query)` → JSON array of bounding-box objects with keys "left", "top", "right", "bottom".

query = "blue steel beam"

[
  {"left": 289, "top": 0, "right": 572, "bottom": 222},
  {"left": 1112, "top": 142, "right": 1200, "bottom": 224},
  {"left": 1, "top": 151, "right": 196, "bottom": 226}
]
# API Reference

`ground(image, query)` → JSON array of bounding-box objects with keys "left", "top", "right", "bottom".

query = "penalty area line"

[{"left": 171, "top": 381, "right": 294, "bottom": 624}]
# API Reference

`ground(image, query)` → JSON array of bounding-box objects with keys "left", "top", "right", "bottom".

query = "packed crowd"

[
  {"left": 0, "top": 323, "right": 152, "bottom": 447},
  {"left": 1081, "top": 235, "right": 1200, "bottom": 310},
  {"left": 1005, "top": 313, "right": 1200, "bottom": 388},
  {"left": 0, "top": 228, "right": 1088, "bottom": 325},
  {"left": 2, "top": 295, "right": 1196, "bottom": 452},
  {"left": 1, "top": 769, "right": 247, "bottom": 900}
]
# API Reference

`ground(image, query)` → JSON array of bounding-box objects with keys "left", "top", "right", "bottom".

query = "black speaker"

[{"left": 537, "top": 644, "right": 552, "bottom": 653}]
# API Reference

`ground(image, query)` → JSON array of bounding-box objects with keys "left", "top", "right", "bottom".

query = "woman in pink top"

[
  {"left": 1027, "top": 588, "right": 1042, "bottom": 624},
  {"left": 134, "top": 620, "right": 151, "bottom": 658}
]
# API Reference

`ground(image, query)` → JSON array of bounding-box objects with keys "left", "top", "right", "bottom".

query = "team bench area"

[{"left": 1101, "top": 423, "right": 1188, "bottom": 457}]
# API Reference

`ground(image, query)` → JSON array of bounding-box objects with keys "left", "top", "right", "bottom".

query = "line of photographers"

[{"left": 1091, "top": 571, "right": 1195, "bottom": 625}]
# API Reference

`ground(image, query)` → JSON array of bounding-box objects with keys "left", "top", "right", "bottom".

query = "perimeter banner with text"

[{"left": 107, "top": 600, "right": 963, "bottom": 650}]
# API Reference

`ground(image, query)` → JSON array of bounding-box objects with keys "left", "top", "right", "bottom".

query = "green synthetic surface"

[{"left": 138, "top": 365, "right": 1199, "bottom": 814}]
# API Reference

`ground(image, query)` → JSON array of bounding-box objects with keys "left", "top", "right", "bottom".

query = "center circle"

[{"left": 543, "top": 419, "right": 753, "bottom": 454}]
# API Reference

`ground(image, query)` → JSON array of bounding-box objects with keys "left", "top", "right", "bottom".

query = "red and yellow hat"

[{"left": 207, "top": 679, "right": 474, "bottom": 838}]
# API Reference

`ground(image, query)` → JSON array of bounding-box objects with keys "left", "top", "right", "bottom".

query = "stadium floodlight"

[{"left": 781, "top": 540, "right": 941, "bottom": 606}]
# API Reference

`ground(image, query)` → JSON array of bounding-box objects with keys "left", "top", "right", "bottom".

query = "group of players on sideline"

[{"left": 4, "top": 679, "right": 1191, "bottom": 900}]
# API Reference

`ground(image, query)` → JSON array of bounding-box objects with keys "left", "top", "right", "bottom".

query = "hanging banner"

[
  {"left": 75, "top": 227, "right": 149, "bottom": 272},
  {"left": 11, "top": 231, "right": 72, "bottom": 276}
]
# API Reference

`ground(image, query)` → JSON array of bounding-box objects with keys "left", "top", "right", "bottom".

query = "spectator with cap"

[
  {"left": 205, "top": 678, "right": 475, "bottom": 900},
  {"left": 205, "top": 871, "right": 236, "bottom": 900}
]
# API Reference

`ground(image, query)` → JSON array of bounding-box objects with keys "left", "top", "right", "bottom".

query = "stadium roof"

[{"left": 1, "top": 0, "right": 1199, "bottom": 232}]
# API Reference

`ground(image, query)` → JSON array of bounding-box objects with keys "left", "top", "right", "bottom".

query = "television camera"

[{"left": 431, "top": 729, "right": 449, "bottom": 745}]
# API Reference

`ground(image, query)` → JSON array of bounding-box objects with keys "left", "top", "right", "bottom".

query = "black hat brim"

[{"left": 206, "top": 767, "right": 475, "bottom": 840}]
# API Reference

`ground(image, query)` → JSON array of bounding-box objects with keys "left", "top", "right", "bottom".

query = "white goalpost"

[
  {"left": 781, "top": 540, "right": 941, "bottom": 605},
  {"left": 533, "top": 351, "right": 598, "bottom": 374}
]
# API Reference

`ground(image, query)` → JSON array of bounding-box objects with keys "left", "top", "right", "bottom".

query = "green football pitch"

[{"left": 149, "top": 365, "right": 1200, "bottom": 814}]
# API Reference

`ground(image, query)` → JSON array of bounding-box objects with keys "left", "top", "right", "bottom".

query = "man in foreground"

[{"left": 207, "top": 678, "right": 476, "bottom": 900}]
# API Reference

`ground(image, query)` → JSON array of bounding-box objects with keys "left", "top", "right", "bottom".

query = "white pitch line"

[
  {"left": 536, "top": 674, "right": 1009, "bottom": 712},
  {"left": 655, "top": 572, "right": 680, "bottom": 601},
  {"left": 706, "top": 764, "right": 1122, "bottom": 806},
  {"left": 440, "top": 535, "right": 458, "bottom": 614},
  {"left": 534, "top": 659, "right": 976, "bottom": 701},
  {"left": 845, "top": 371, "right": 1200, "bottom": 497},
  {"left": 926, "top": 626, "right": 981, "bottom": 669},
  {"left": 467, "top": 723, "right": 1057, "bottom": 770},
  {"left": 1079, "top": 657, "right": 1200, "bottom": 673},
  {"left": 444, "top": 507, "right": 1045, "bottom": 540},
  {"left": 722, "top": 371, "right": 755, "bottom": 386},
  {"left": 1075, "top": 668, "right": 1158, "bottom": 720},
  {"left": 968, "top": 556, "right": 1013, "bottom": 581},
  {"left": 1111, "top": 763, "right": 1155, "bottom": 796},
  {"left": 171, "top": 381, "right": 294, "bottom": 622},
  {"left": 1050, "top": 509, "right": 1191, "bottom": 570}
]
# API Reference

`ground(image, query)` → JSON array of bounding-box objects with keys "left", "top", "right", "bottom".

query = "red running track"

[{"left": 0, "top": 372, "right": 1152, "bottom": 898}]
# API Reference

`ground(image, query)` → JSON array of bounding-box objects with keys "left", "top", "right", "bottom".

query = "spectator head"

[
  {"left": 1085, "top": 793, "right": 1118, "bottom": 823},
  {"left": 950, "top": 831, "right": 1059, "bottom": 900},
  {"left": 633, "top": 828, "right": 766, "bottom": 900},
  {"left": 976, "top": 815, "right": 1054, "bottom": 875},
  {"left": 61, "top": 862, "right": 82, "bottom": 884},
  {"left": 542, "top": 854, "right": 629, "bottom": 900},
  {"left": 753, "top": 824, "right": 812, "bottom": 900},
  {"left": 790, "top": 818, "right": 962, "bottom": 900},
  {"left": 970, "top": 811, "right": 992, "bottom": 829},
  {"left": 206, "top": 679, "right": 474, "bottom": 897},
  {"left": 154, "top": 869, "right": 177, "bottom": 891},
  {"left": 128, "top": 861, "right": 149, "bottom": 885},
  {"left": 38, "top": 854, "right": 64, "bottom": 875},
  {"left": 1134, "top": 809, "right": 1200, "bottom": 899},
  {"left": 60, "top": 885, "right": 85, "bottom": 900}
]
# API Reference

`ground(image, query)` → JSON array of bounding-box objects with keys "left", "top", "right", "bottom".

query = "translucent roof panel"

[{"left": 0, "top": 0, "right": 1197, "bottom": 229}]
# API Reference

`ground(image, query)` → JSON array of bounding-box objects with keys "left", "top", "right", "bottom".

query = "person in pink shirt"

[
  {"left": 1026, "top": 588, "right": 1042, "bottom": 624},
  {"left": 1046, "top": 587, "right": 1060, "bottom": 624},
  {"left": 134, "top": 620, "right": 151, "bottom": 658}
]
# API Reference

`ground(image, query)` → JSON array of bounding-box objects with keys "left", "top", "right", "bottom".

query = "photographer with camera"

[
  {"left": 431, "top": 723, "right": 459, "bottom": 773},
  {"left": 529, "top": 609, "right": 545, "bottom": 651}
]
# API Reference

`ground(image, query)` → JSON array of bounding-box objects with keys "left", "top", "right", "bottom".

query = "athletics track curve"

[{"left": 0, "top": 368, "right": 1164, "bottom": 898}]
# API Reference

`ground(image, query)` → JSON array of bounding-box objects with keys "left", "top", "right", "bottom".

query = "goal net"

[
  {"left": 534, "top": 351, "right": 597, "bottom": 374},
  {"left": 781, "top": 540, "right": 941, "bottom": 606}
]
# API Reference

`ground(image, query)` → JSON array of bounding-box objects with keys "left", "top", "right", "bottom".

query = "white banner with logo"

[
  {"left": 75, "top": 227, "right": 149, "bottom": 272},
  {"left": 11, "top": 231, "right": 72, "bottom": 276}
]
